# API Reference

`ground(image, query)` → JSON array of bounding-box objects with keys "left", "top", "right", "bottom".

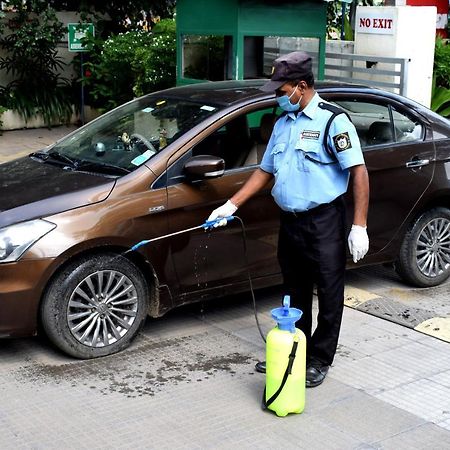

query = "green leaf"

[
  {"left": 344, "top": 15, "right": 353, "bottom": 41},
  {"left": 431, "top": 86, "right": 450, "bottom": 112},
  {"left": 437, "top": 104, "right": 450, "bottom": 117}
]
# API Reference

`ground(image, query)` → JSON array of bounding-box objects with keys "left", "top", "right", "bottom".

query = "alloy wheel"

[
  {"left": 67, "top": 270, "right": 138, "bottom": 348},
  {"left": 416, "top": 218, "right": 450, "bottom": 278}
]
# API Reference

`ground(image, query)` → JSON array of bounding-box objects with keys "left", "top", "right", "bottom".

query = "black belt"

[{"left": 280, "top": 195, "right": 343, "bottom": 219}]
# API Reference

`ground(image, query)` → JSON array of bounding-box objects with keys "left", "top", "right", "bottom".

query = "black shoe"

[
  {"left": 255, "top": 361, "right": 266, "bottom": 373},
  {"left": 306, "top": 365, "right": 329, "bottom": 388}
]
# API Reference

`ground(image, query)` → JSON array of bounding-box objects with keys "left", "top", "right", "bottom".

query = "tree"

[
  {"left": 0, "top": 0, "right": 73, "bottom": 124},
  {"left": 327, "top": 0, "right": 383, "bottom": 40},
  {"left": 50, "top": 1, "right": 175, "bottom": 30},
  {"left": 2, "top": 1, "right": 175, "bottom": 31}
]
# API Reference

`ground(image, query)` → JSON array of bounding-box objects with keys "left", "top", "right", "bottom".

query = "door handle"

[{"left": 405, "top": 159, "right": 430, "bottom": 169}]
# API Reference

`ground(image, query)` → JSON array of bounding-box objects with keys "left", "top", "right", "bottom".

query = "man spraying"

[{"left": 208, "top": 51, "right": 369, "bottom": 388}]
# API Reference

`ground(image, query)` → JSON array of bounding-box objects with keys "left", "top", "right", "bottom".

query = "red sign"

[{"left": 359, "top": 17, "right": 394, "bottom": 30}]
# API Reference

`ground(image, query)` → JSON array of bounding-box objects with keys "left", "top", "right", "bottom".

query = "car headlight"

[{"left": 0, "top": 219, "right": 56, "bottom": 263}]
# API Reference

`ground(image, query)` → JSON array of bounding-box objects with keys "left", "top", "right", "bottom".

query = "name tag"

[{"left": 301, "top": 130, "right": 320, "bottom": 140}]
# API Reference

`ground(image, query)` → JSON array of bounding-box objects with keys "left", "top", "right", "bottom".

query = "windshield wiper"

[
  {"left": 48, "top": 151, "right": 78, "bottom": 167},
  {"left": 29, "top": 151, "right": 48, "bottom": 160},
  {"left": 30, "top": 150, "right": 78, "bottom": 168},
  {"left": 30, "top": 151, "right": 130, "bottom": 175},
  {"left": 75, "top": 160, "right": 131, "bottom": 175}
]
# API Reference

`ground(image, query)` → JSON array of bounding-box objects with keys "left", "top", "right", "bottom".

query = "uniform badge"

[{"left": 333, "top": 132, "right": 352, "bottom": 152}]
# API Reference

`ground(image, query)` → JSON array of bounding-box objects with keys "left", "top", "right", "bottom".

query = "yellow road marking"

[
  {"left": 414, "top": 317, "right": 450, "bottom": 343},
  {"left": 344, "top": 285, "right": 381, "bottom": 308}
]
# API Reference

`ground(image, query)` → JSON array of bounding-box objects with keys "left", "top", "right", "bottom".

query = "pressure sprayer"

[
  {"left": 263, "top": 295, "right": 306, "bottom": 417},
  {"left": 127, "top": 215, "right": 306, "bottom": 416}
]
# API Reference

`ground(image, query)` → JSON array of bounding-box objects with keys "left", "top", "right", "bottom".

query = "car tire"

[
  {"left": 41, "top": 253, "right": 149, "bottom": 359},
  {"left": 396, "top": 207, "right": 450, "bottom": 287}
]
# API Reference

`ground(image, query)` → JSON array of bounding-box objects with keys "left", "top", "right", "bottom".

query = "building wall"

[
  {"left": 355, "top": 6, "right": 436, "bottom": 107},
  {"left": 0, "top": 12, "right": 92, "bottom": 89}
]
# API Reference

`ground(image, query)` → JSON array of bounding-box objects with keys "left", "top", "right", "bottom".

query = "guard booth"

[{"left": 176, "top": 0, "right": 327, "bottom": 85}]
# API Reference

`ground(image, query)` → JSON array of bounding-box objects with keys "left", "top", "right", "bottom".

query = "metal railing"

[{"left": 325, "top": 52, "right": 409, "bottom": 95}]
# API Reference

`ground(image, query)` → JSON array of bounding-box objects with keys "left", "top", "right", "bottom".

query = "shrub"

[
  {"left": 432, "top": 38, "right": 450, "bottom": 118},
  {"left": 434, "top": 37, "right": 450, "bottom": 90},
  {"left": 82, "top": 31, "right": 154, "bottom": 111},
  {"left": 132, "top": 27, "right": 176, "bottom": 97},
  {"left": 0, "top": 1, "right": 73, "bottom": 125},
  {"left": 0, "top": 105, "right": 7, "bottom": 133},
  {"left": 81, "top": 18, "right": 176, "bottom": 112}
]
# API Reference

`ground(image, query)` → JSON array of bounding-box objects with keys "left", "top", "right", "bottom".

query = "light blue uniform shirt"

[{"left": 260, "top": 93, "right": 365, "bottom": 212}]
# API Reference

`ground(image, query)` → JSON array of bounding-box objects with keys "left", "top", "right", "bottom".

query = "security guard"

[{"left": 208, "top": 51, "right": 369, "bottom": 388}]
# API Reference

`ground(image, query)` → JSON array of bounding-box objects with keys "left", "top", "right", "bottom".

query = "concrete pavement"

[
  {"left": 0, "top": 125, "right": 78, "bottom": 163},
  {"left": 1, "top": 288, "right": 450, "bottom": 449},
  {"left": 1, "top": 127, "right": 450, "bottom": 448}
]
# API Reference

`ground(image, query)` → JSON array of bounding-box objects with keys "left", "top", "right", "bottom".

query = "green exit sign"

[{"left": 67, "top": 23, "right": 95, "bottom": 52}]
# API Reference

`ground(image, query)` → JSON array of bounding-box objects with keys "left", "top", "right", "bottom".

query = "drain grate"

[{"left": 354, "top": 297, "right": 437, "bottom": 329}]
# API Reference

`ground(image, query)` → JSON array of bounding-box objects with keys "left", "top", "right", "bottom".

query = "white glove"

[
  {"left": 347, "top": 225, "right": 369, "bottom": 263},
  {"left": 207, "top": 200, "right": 238, "bottom": 227}
]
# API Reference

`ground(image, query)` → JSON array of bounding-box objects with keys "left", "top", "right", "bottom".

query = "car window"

[
  {"left": 332, "top": 100, "right": 423, "bottom": 150},
  {"left": 191, "top": 106, "right": 278, "bottom": 170},
  {"left": 153, "top": 106, "right": 278, "bottom": 188},
  {"left": 50, "top": 96, "right": 223, "bottom": 173},
  {"left": 391, "top": 107, "right": 424, "bottom": 143}
]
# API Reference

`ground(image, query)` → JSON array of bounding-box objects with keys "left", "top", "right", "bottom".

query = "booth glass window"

[
  {"left": 182, "top": 35, "right": 233, "bottom": 81},
  {"left": 243, "top": 36, "right": 320, "bottom": 79}
]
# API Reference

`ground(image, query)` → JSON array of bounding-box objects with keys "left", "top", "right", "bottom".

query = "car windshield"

[{"left": 48, "top": 96, "right": 222, "bottom": 173}]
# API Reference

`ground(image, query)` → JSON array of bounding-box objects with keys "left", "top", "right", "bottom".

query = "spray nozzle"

[{"left": 202, "top": 215, "right": 235, "bottom": 230}]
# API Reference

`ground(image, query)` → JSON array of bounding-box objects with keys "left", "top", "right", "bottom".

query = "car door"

[
  {"left": 158, "top": 104, "right": 281, "bottom": 296},
  {"left": 325, "top": 93, "right": 435, "bottom": 256}
]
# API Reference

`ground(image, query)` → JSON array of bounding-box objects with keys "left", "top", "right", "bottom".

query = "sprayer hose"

[{"left": 233, "top": 215, "right": 267, "bottom": 343}]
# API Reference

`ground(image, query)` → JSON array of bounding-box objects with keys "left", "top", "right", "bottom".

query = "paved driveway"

[{"left": 1, "top": 286, "right": 450, "bottom": 449}]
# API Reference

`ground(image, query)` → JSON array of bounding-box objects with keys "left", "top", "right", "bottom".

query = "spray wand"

[
  {"left": 124, "top": 214, "right": 266, "bottom": 342},
  {"left": 126, "top": 216, "right": 236, "bottom": 253}
]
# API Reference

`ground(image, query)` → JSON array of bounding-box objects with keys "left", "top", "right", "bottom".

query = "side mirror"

[{"left": 184, "top": 155, "right": 225, "bottom": 180}]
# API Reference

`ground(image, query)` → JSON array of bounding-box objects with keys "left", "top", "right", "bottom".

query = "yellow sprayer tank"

[{"left": 264, "top": 295, "right": 306, "bottom": 417}]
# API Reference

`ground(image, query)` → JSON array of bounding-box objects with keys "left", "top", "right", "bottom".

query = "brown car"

[{"left": 1, "top": 80, "right": 450, "bottom": 358}]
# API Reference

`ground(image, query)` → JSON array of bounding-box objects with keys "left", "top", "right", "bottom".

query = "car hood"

[{"left": 0, "top": 157, "right": 115, "bottom": 228}]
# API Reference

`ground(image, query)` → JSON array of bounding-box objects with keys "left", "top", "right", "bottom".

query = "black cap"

[{"left": 260, "top": 51, "right": 313, "bottom": 92}]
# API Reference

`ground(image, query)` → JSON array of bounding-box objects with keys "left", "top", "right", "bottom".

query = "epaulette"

[{"left": 318, "top": 102, "right": 352, "bottom": 161}]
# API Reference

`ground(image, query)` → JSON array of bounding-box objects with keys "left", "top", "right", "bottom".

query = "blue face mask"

[{"left": 276, "top": 84, "right": 302, "bottom": 112}]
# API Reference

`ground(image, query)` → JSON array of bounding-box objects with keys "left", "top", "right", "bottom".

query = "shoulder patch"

[{"left": 333, "top": 132, "right": 352, "bottom": 152}]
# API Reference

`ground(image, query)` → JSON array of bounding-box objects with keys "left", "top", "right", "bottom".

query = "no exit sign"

[{"left": 356, "top": 10, "right": 395, "bottom": 35}]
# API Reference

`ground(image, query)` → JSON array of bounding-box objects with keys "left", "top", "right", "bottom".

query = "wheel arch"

[
  {"left": 37, "top": 245, "right": 161, "bottom": 330},
  {"left": 388, "top": 193, "right": 450, "bottom": 257},
  {"left": 395, "top": 201, "right": 450, "bottom": 287}
]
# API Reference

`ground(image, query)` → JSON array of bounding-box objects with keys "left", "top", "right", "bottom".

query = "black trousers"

[{"left": 277, "top": 196, "right": 347, "bottom": 366}]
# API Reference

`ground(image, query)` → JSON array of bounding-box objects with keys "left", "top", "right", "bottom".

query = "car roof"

[
  {"left": 159, "top": 79, "right": 374, "bottom": 107},
  {"left": 150, "top": 79, "right": 441, "bottom": 123}
]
